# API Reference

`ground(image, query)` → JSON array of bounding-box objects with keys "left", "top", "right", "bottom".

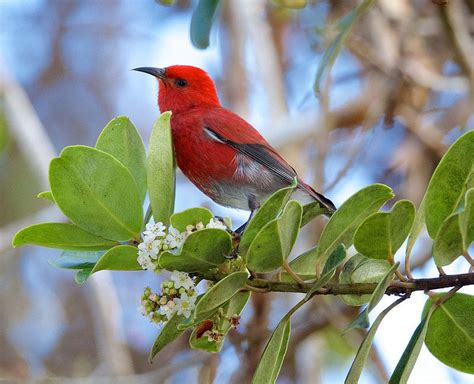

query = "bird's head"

[{"left": 133, "top": 65, "right": 220, "bottom": 115}]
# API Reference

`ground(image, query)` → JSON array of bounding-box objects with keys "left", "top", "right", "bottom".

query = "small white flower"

[
  {"left": 206, "top": 218, "right": 227, "bottom": 230},
  {"left": 164, "top": 225, "right": 186, "bottom": 249},
  {"left": 138, "top": 238, "right": 162, "bottom": 259},
  {"left": 143, "top": 222, "right": 167, "bottom": 239},
  {"left": 159, "top": 302, "right": 176, "bottom": 320},
  {"left": 170, "top": 271, "right": 195, "bottom": 290},
  {"left": 174, "top": 293, "right": 197, "bottom": 318},
  {"left": 137, "top": 252, "right": 154, "bottom": 270}
]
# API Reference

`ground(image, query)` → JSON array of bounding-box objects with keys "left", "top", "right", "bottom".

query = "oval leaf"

[
  {"left": 91, "top": 245, "right": 141, "bottom": 273},
  {"left": 149, "top": 313, "right": 187, "bottom": 362},
  {"left": 423, "top": 293, "right": 474, "bottom": 374},
  {"left": 354, "top": 200, "right": 415, "bottom": 260},
  {"left": 148, "top": 112, "right": 175, "bottom": 226},
  {"left": 246, "top": 200, "right": 303, "bottom": 273},
  {"left": 194, "top": 271, "right": 249, "bottom": 317},
  {"left": 49, "top": 145, "right": 143, "bottom": 241},
  {"left": 339, "top": 254, "right": 391, "bottom": 306},
  {"left": 96, "top": 116, "right": 147, "bottom": 202},
  {"left": 12, "top": 223, "right": 117, "bottom": 251},
  {"left": 170, "top": 207, "right": 214, "bottom": 232},
  {"left": 158, "top": 228, "right": 231, "bottom": 273},
  {"left": 240, "top": 184, "right": 295, "bottom": 257},
  {"left": 48, "top": 250, "right": 103, "bottom": 270},
  {"left": 425, "top": 130, "right": 474, "bottom": 239},
  {"left": 316, "top": 184, "right": 394, "bottom": 272},
  {"left": 252, "top": 318, "right": 291, "bottom": 384}
]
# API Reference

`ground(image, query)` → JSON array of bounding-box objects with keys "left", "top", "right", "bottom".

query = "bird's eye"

[{"left": 175, "top": 78, "right": 188, "bottom": 87}]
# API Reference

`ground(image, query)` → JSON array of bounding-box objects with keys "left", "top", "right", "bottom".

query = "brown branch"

[{"left": 200, "top": 272, "right": 474, "bottom": 296}]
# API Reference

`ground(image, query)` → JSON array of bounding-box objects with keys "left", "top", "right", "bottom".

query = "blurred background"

[{"left": 0, "top": 0, "right": 473, "bottom": 382}]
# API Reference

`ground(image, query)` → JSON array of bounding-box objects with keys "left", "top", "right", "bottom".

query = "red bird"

[{"left": 134, "top": 65, "right": 335, "bottom": 224}]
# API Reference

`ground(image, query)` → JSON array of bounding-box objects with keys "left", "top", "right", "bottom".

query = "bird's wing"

[{"left": 202, "top": 108, "right": 336, "bottom": 213}]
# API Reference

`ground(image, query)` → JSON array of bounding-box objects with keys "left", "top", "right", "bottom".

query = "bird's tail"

[{"left": 299, "top": 181, "right": 337, "bottom": 215}]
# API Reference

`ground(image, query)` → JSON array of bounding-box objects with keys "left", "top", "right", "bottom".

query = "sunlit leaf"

[
  {"left": 91, "top": 245, "right": 141, "bottom": 273},
  {"left": 170, "top": 207, "right": 214, "bottom": 231},
  {"left": 49, "top": 145, "right": 143, "bottom": 241},
  {"left": 158, "top": 229, "right": 231, "bottom": 273},
  {"left": 422, "top": 293, "right": 474, "bottom": 374},
  {"left": 354, "top": 200, "right": 415, "bottom": 260},
  {"left": 315, "top": 184, "right": 393, "bottom": 273},
  {"left": 194, "top": 271, "right": 249, "bottom": 317},
  {"left": 425, "top": 130, "right": 474, "bottom": 239},
  {"left": 240, "top": 185, "right": 295, "bottom": 257},
  {"left": 252, "top": 317, "right": 291, "bottom": 384},
  {"left": 246, "top": 200, "right": 303, "bottom": 272},
  {"left": 96, "top": 116, "right": 147, "bottom": 202},
  {"left": 148, "top": 111, "right": 175, "bottom": 226},
  {"left": 12, "top": 223, "right": 117, "bottom": 251}
]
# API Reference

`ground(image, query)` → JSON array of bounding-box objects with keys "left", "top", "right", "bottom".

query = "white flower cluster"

[
  {"left": 139, "top": 271, "right": 198, "bottom": 323},
  {"left": 137, "top": 218, "right": 228, "bottom": 271}
]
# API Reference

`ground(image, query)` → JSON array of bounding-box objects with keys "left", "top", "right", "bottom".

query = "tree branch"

[{"left": 200, "top": 272, "right": 474, "bottom": 296}]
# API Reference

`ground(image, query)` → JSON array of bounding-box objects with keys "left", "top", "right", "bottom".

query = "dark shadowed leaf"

[
  {"left": 246, "top": 200, "right": 303, "bottom": 272},
  {"left": 148, "top": 112, "right": 175, "bottom": 226},
  {"left": 12, "top": 223, "right": 117, "bottom": 251},
  {"left": 158, "top": 229, "right": 231, "bottom": 273},
  {"left": 48, "top": 250, "right": 103, "bottom": 270},
  {"left": 96, "top": 116, "right": 147, "bottom": 202},
  {"left": 425, "top": 130, "right": 474, "bottom": 239},
  {"left": 301, "top": 201, "right": 327, "bottom": 226},
  {"left": 49, "top": 145, "right": 143, "bottom": 241}
]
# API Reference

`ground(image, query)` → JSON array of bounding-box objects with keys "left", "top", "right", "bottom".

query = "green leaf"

[
  {"left": 305, "top": 244, "right": 346, "bottom": 300},
  {"left": 148, "top": 112, "right": 175, "bottom": 226},
  {"left": 314, "top": 0, "right": 375, "bottom": 95},
  {"left": 425, "top": 130, "right": 474, "bottom": 239},
  {"left": 12, "top": 223, "right": 118, "bottom": 251},
  {"left": 49, "top": 145, "right": 143, "bottom": 241},
  {"left": 315, "top": 184, "right": 394, "bottom": 272},
  {"left": 246, "top": 200, "right": 303, "bottom": 273},
  {"left": 345, "top": 262, "right": 399, "bottom": 332},
  {"left": 252, "top": 318, "right": 291, "bottom": 384},
  {"left": 433, "top": 214, "right": 464, "bottom": 267},
  {"left": 301, "top": 201, "right": 327, "bottom": 227},
  {"left": 405, "top": 196, "right": 426, "bottom": 272},
  {"left": 158, "top": 229, "right": 231, "bottom": 272},
  {"left": 189, "top": 291, "right": 250, "bottom": 353},
  {"left": 339, "top": 254, "right": 391, "bottom": 306},
  {"left": 240, "top": 185, "right": 295, "bottom": 257},
  {"left": 149, "top": 313, "right": 187, "bottom": 362},
  {"left": 433, "top": 189, "right": 474, "bottom": 266},
  {"left": 459, "top": 188, "right": 474, "bottom": 250},
  {"left": 48, "top": 250, "right": 103, "bottom": 270},
  {"left": 281, "top": 246, "right": 318, "bottom": 282},
  {"left": 37, "top": 191, "right": 54, "bottom": 202},
  {"left": 354, "top": 200, "right": 415, "bottom": 260},
  {"left": 423, "top": 293, "right": 474, "bottom": 375},
  {"left": 170, "top": 207, "right": 214, "bottom": 231},
  {"left": 345, "top": 298, "right": 405, "bottom": 384},
  {"left": 194, "top": 271, "right": 249, "bottom": 317},
  {"left": 75, "top": 268, "right": 93, "bottom": 284},
  {"left": 190, "top": 0, "right": 220, "bottom": 49},
  {"left": 389, "top": 305, "right": 436, "bottom": 383},
  {"left": 96, "top": 116, "right": 147, "bottom": 202},
  {"left": 91, "top": 245, "right": 141, "bottom": 274}
]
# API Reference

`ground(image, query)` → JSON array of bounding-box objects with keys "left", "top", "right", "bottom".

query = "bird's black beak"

[{"left": 133, "top": 67, "right": 166, "bottom": 79}]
